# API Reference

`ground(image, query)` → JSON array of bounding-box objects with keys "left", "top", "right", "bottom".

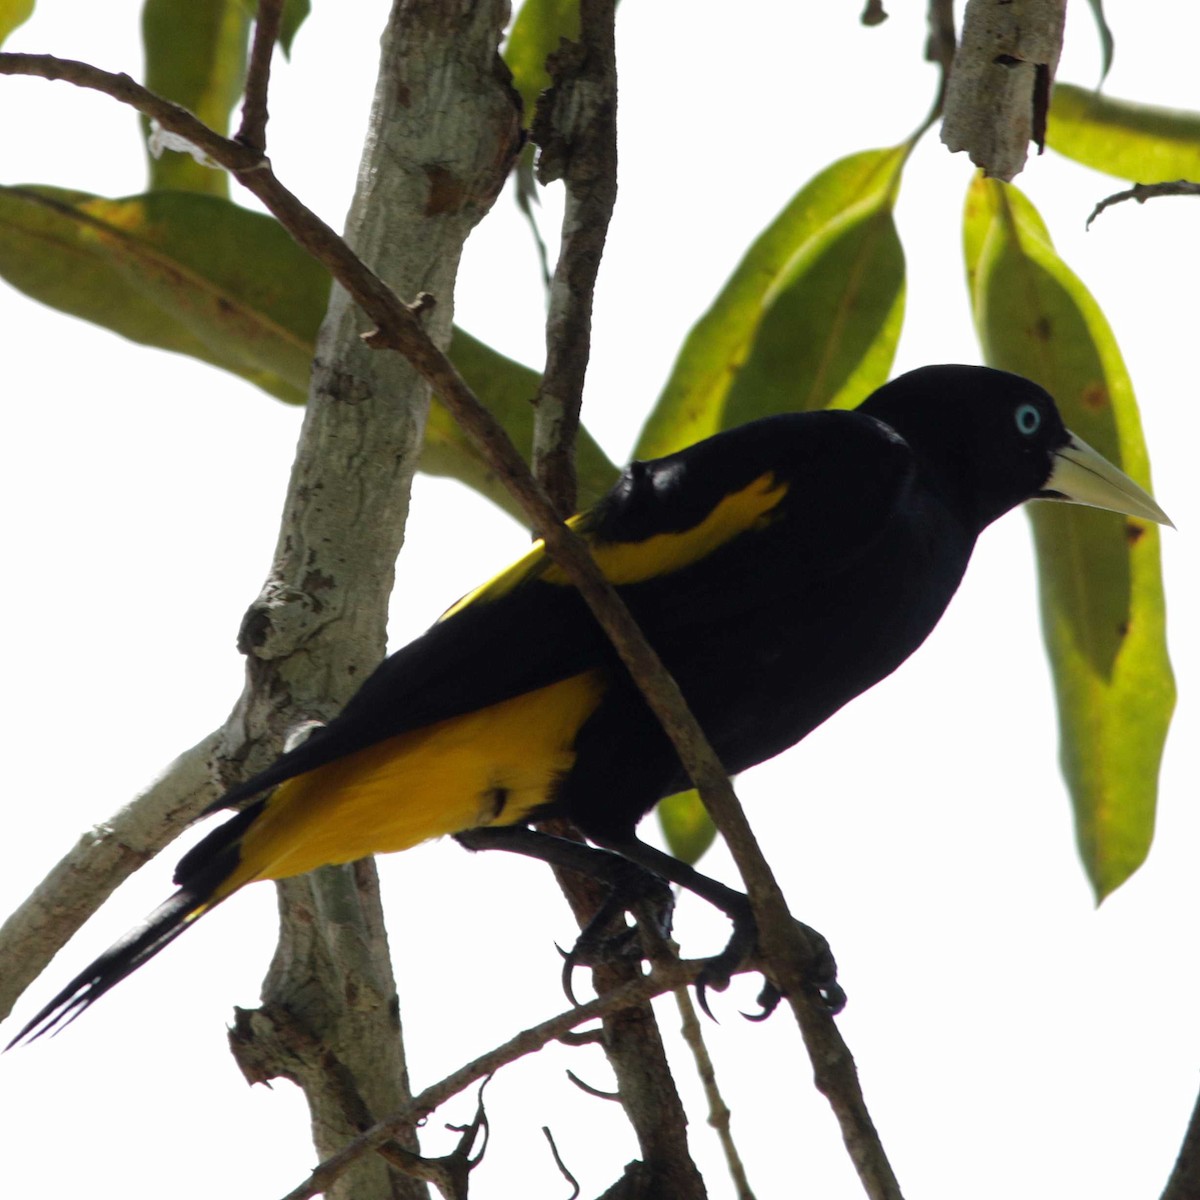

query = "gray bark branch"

[
  {"left": 525, "top": 3, "right": 704, "bottom": 1194},
  {"left": 941, "top": 0, "right": 1066, "bottom": 180},
  {"left": 223, "top": 5, "right": 521, "bottom": 1199},
  {"left": 0, "top": 727, "right": 223, "bottom": 1021},
  {"left": 530, "top": 0, "right": 619, "bottom": 516}
]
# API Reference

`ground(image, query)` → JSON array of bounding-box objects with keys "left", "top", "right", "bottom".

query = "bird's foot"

[
  {"left": 694, "top": 911, "right": 845, "bottom": 1021},
  {"left": 559, "top": 861, "right": 675, "bottom": 1005}
]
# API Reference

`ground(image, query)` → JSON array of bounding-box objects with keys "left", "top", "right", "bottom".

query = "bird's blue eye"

[{"left": 1015, "top": 403, "right": 1042, "bottom": 436}]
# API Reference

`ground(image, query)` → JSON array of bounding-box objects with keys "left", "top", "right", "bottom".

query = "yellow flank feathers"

[
  {"left": 217, "top": 671, "right": 606, "bottom": 896},
  {"left": 441, "top": 472, "right": 788, "bottom": 619},
  {"left": 213, "top": 474, "right": 789, "bottom": 903}
]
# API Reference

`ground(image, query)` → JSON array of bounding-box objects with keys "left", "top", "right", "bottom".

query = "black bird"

[{"left": 9, "top": 364, "right": 1171, "bottom": 1044}]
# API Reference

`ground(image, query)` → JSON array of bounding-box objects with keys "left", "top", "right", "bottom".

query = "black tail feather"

[{"left": 6, "top": 887, "right": 211, "bottom": 1048}]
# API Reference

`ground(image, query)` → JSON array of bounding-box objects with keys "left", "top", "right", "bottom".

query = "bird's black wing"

[{"left": 214, "top": 409, "right": 915, "bottom": 811}]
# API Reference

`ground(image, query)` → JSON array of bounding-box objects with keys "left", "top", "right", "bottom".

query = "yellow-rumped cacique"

[{"left": 8, "top": 364, "right": 1172, "bottom": 1044}]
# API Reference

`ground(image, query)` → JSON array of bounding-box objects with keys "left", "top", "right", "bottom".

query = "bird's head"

[{"left": 859, "top": 365, "right": 1172, "bottom": 533}]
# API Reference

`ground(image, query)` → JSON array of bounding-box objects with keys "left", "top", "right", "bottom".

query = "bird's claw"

[
  {"left": 741, "top": 980, "right": 782, "bottom": 1022},
  {"left": 695, "top": 915, "right": 845, "bottom": 1022},
  {"left": 557, "top": 866, "right": 675, "bottom": 1006},
  {"left": 796, "top": 920, "right": 846, "bottom": 1014},
  {"left": 692, "top": 913, "right": 758, "bottom": 1020}
]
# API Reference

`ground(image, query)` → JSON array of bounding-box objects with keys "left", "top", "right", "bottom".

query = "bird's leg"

[
  {"left": 454, "top": 826, "right": 676, "bottom": 1001},
  {"left": 586, "top": 834, "right": 845, "bottom": 1019}
]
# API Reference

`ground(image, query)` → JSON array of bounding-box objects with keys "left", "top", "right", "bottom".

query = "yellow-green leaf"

[
  {"left": 634, "top": 146, "right": 908, "bottom": 460},
  {"left": 278, "top": 0, "right": 310, "bottom": 57},
  {"left": 657, "top": 789, "right": 717, "bottom": 866},
  {"left": 504, "top": 0, "right": 580, "bottom": 122},
  {"left": 0, "top": 0, "right": 33, "bottom": 48},
  {"left": 0, "top": 186, "right": 325, "bottom": 402},
  {"left": 142, "top": 0, "right": 251, "bottom": 195},
  {"left": 233, "top": 0, "right": 310, "bottom": 56},
  {"left": 0, "top": 185, "right": 614, "bottom": 516},
  {"left": 1083, "top": 0, "right": 1114, "bottom": 87},
  {"left": 1048, "top": 83, "right": 1200, "bottom": 182},
  {"left": 963, "top": 176, "right": 1174, "bottom": 900}
]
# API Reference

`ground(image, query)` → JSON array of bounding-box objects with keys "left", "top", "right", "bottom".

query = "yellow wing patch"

[
  {"left": 216, "top": 671, "right": 606, "bottom": 895},
  {"left": 439, "top": 509, "right": 593, "bottom": 621},
  {"left": 572, "top": 472, "right": 788, "bottom": 586},
  {"left": 441, "top": 472, "right": 788, "bottom": 620}
]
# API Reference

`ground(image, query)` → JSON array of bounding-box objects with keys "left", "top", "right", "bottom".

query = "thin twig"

[
  {"left": 1086, "top": 179, "right": 1200, "bottom": 228},
  {"left": 236, "top": 0, "right": 285, "bottom": 152},
  {"left": 565, "top": 1069, "right": 622, "bottom": 1101},
  {"left": 278, "top": 959, "right": 705, "bottom": 1200},
  {"left": 783, "top": 989, "right": 902, "bottom": 1198},
  {"left": 523, "top": 9, "right": 705, "bottom": 1192},
  {"left": 542, "top": 1126, "right": 582, "bottom": 1200},
  {"left": 530, "top": 0, "right": 618, "bottom": 515},
  {"left": 0, "top": 50, "right": 904, "bottom": 1200},
  {"left": 917, "top": 0, "right": 955, "bottom": 133},
  {"left": 674, "top": 987, "right": 756, "bottom": 1200}
]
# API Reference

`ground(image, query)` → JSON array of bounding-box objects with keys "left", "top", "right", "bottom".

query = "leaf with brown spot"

[
  {"left": 963, "top": 176, "right": 1174, "bottom": 900},
  {"left": 0, "top": 186, "right": 325, "bottom": 402}
]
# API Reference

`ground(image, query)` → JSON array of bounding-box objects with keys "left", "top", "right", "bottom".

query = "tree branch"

[
  {"left": 523, "top": 6, "right": 706, "bottom": 1194},
  {"left": 529, "top": 0, "right": 618, "bottom": 515},
  {"left": 940, "top": 0, "right": 1066, "bottom": 180},
  {"left": 235, "top": 0, "right": 284, "bottom": 152},
  {"left": 674, "top": 985, "right": 756, "bottom": 1199},
  {"left": 672, "top": 984, "right": 753, "bottom": 1200},
  {"left": 0, "top": 728, "right": 223, "bottom": 1022},
  {"left": 1086, "top": 179, "right": 1200, "bottom": 228},
  {"left": 279, "top": 958, "right": 709, "bottom": 1200},
  {"left": 218, "top": 7, "right": 523, "bottom": 1200}
]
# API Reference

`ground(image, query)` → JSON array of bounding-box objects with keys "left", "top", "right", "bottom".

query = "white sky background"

[{"left": 1, "top": 3, "right": 1198, "bottom": 1199}]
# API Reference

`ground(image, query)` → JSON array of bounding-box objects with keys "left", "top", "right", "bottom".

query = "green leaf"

[
  {"left": 658, "top": 789, "right": 717, "bottom": 866},
  {"left": 1084, "top": 0, "right": 1114, "bottom": 86},
  {"left": 0, "top": 186, "right": 325, "bottom": 402},
  {"left": 0, "top": 185, "right": 614, "bottom": 517},
  {"left": 232, "top": 0, "right": 309, "bottom": 56},
  {"left": 504, "top": 0, "right": 580, "bottom": 123},
  {"left": 278, "top": 0, "right": 310, "bottom": 57},
  {"left": 433, "top": 329, "right": 618, "bottom": 517},
  {"left": 634, "top": 146, "right": 908, "bottom": 460},
  {"left": 142, "top": 0, "right": 252, "bottom": 195},
  {"left": 963, "top": 176, "right": 1174, "bottom": 900},
  {"left": 0, "top": 0, "right": 34, "bottom": 48},
  {"left": 1048, "top": 83, "right": 1200, "bottom": 182}
]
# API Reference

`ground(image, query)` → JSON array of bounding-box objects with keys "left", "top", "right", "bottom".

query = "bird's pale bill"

[{"left": 1043, "top": 433, "right": 1173, "bottom": 528}]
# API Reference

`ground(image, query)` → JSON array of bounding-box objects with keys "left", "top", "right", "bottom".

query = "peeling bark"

[{"left": 941, "top": 0, "right": 1066, "bottom": 181}]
